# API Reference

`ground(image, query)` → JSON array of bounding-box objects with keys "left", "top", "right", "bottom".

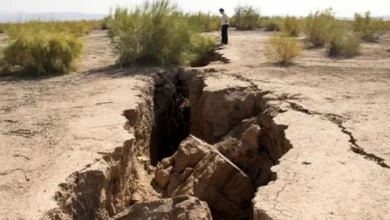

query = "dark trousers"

[{"left": 221, "top": 24, "right": 229, "bottom": 44}]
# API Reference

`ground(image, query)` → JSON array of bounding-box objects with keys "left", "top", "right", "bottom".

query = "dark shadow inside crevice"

[{"left": 150, "top": 73, "right": 191, "bottom": 166}]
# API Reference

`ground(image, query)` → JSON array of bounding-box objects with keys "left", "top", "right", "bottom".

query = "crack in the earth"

[
  {"left": 227, "top": 72, "right": 389, "bottom": 169},
  {"left": 287, "top": 101, "right": 390, "bottom": 169}
]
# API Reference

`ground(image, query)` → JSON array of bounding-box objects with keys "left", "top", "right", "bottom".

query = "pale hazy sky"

[{"left": 1, "top": 0, "right": 390, "bottom": 17}]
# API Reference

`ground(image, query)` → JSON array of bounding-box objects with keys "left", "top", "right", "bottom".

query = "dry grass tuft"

[{"left": 264, "top": 35, "right": 303, "bottom": 65}]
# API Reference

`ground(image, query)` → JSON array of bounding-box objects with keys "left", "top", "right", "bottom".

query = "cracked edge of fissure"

[
  {"left": 43, "top": 77, "right": 157, "bottom": 220},
  {"left": 231, "top": 72, "right": 389, "bottom": 169},
  {"left": 179, "top": 69, "right": 296, "bottom": 219}
]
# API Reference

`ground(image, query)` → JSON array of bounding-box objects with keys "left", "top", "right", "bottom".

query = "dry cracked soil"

[{"left": 0, "top": 30, "right": 390, "bottom": 220}]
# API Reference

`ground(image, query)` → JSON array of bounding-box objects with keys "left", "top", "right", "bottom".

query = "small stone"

[{"left": 155, "top": 167, "right": 171, "bottom": 189}]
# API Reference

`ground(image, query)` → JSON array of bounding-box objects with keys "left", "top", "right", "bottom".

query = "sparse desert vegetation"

[
  {"left": 2, "top": 4, "right": 385, "bottom": 76},
  {"left": 353, "top": 11, "right": 390, "bottom": 42},
  {"left": 1, "top": 1, "right": 390, "bottom": 220},
  {"left": 0, "top": 20, "right": 100, "bottom": 75},
  {"left": 0, "top": 1, "right": 219, "bottom": 75}
]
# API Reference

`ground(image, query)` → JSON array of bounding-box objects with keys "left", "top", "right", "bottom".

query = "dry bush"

[
  {"left": 2, "top": 31, "right": 83, "bottom": 76},
  {"left": 304, "top": 9, "right": 337, "bottom": 47},
  {"left": 233, "top": 6, "right": 260, "bottom": 30},
  {"left": 282, "top": 16, "right": 301, "bottom": 37},
  {"left": 328, "top": 25, "right": 361, "bottom": 57},
  {"left": 111, "top": 0, "right": 217, "bottom": 66},
  {"left": 264, "top": 35, "right": 303, "bottom": 65},
  {"left": 354, "top": 12, "right": 390, "bottom": 42}
]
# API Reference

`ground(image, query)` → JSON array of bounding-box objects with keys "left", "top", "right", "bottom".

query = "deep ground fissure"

[
  {"left": 149, "top": 70, "right": 293, "bottom": 220},
  {"left": 190, "top": 50, "right": 230, "bottom": 67},
  {"left": 47, "top": 69, "right": 293, "bottom": 220},
  {"left": 150, "top": 72, "right": 192, "bottom": 166}
]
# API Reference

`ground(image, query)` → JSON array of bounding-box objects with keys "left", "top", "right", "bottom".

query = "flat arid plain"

[{"left": 1, "top": 27, "right": 390, "bottom": 220}]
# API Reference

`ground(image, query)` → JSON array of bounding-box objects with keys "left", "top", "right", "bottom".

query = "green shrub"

[
  {"left": 304, "top": 9, "right": 337, "bottom": 47},
  {"left": 111, "top": 0, "right": 217, "bottom": 66},
  {"left": 282, "top": 16, "right": 301, "bottom": 37},
  {"left": 2, "top": 31, "right": 83, "bottom": 76},
  {"left": 328, "top": 26, "right": 361, "bottom": 57},
  {"left": 264, "top": 35, "right": 303, "bottom": 65},
  {"left": 264, "top": 19, "right": 281, "bottom": 31},
  {"left": 186, "top": 12, "right": 220, "bottom": 32},
  {"left": 233, "top": 6, "right": 260, "bottom": 30},
  {"left": 101, "top": 16, "right": 113, "bottom": 30},
  {"left": 185, "top": 34, "right": 218, "bottom": 66},
  {"left": 353, "top": 12, "right": 389, "bottom": 42},
  {"left": 107, "top": 7, "right": 132, "bottom": 41}
]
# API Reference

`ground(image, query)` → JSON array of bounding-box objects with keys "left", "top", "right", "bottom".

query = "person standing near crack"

[{"left": 219, "top": 8, "right": 229, "bottom": 45}]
